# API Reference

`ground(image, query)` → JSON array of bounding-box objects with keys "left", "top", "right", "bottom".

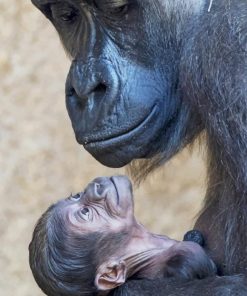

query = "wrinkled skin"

[
  {"left": 32, "top": 0, "right": 202, "bottom": 168},
  {"left": 31, "top": 0, "right": 247, "bottom": 294},
  {"left": 29, "top": 176, "right": 216, "bottom": 296}
]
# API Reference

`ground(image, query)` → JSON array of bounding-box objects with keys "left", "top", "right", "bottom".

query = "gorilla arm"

[
  {"left": 113, "top": 230, "right": 247, "bottom": 295},
  {"left": 111, "top": 276, "right": 247, "bottom": 296}
]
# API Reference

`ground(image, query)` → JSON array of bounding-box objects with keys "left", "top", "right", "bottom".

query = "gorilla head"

[
  {"left": 31, "top": 0, "right": 204, "bottom": 171},
  {"left": 31, "top": 0, "right": 247, "bottom": 291}
]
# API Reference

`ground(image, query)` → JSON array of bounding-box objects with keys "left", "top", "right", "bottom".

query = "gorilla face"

[{"left": 32, "top": 0, "right": 204, "bottom": 168}]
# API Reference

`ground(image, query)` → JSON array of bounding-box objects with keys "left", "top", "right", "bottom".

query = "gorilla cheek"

[{"left": 65, "top": 60, "right": 173, "bottom": 168}]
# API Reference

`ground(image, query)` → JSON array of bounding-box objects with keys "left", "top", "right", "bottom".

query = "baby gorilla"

[{"left": 29, "top": 176, "right": 216, "bottom": 296}]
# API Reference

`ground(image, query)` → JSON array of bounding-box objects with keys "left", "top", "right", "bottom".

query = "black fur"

[
  {"left": 31, "top": 0, "right": 247, "bottom": 294},
  {"left": 183, "top": 230, "right": 205, "bottom": 247},
  {"left": 29, "top": 201, "right": 130, "bottom": 296}
]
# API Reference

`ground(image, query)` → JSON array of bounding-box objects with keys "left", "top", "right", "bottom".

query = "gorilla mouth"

[{"left": 82, "top": 105, "right": 158, "bottom": 148}]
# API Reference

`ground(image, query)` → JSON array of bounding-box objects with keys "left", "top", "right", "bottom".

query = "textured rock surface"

[{"left": 0, "top": 1, "right": 206, "bottom": 295}]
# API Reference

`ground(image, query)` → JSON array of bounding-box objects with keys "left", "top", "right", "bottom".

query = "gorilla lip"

[
  {"left": 82, "top": 105, "right": 157, "bottom": 148},
  {"left": 110, "top": 177, "right": 120, "bottom": 205}
]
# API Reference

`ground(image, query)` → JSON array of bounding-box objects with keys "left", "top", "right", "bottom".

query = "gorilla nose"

[
  {"left": 84, "top": 178, "right": 110, "bottom": 201},
  {"left": 66, "top": 61, "right": 108, "bottom": 102},
  {"left": 95, "top": 183, "right": 105, "bottom": 196},
  {"left": 91, "top": 83, "right": 108, "bottom": 97},
  {"left": 66, "top": 77, "right": 108, "bottom": 102}
]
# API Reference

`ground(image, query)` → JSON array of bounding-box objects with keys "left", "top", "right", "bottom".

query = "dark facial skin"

[
  {"left": 31, "top": 0, "right": 202, "bottom": 168},
  {"left": 29, "top": 176, "right": 216, "bottom": 296},
  {"left": 31, "top": 0, "right": 247, "bottom": 294}
]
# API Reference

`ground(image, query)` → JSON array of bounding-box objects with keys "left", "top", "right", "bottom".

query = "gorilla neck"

[
  {"left": 124, "top": 249, "right": 170, "bottom": 280},
  {"left": 196, "top": 126, "right": 247, "bottom": 275},
  {"left": 178, "top": 0, "right": 247, "bottom": 275}
]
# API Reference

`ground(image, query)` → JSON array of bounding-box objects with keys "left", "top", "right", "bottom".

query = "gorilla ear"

[{"left": 95, "top": 260, "right": 127, "bottom": 291}]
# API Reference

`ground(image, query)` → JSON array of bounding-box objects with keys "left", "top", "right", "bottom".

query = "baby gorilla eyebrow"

[{"left": 29, "top": 176, "right": 216, "bottom": 296}]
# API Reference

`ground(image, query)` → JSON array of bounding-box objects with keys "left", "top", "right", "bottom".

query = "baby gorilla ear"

[{"left": 95, "top": 260, "right": 127, "bottom": 291}]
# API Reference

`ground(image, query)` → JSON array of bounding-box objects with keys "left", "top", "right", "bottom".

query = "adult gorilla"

[{"left": 31, "top": 0, "right": 247, "bottom": 294}]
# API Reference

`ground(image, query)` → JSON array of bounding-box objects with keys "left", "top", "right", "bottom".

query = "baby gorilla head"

[{"left": 29, "top": 176, "right": 216, "bottom": 296}]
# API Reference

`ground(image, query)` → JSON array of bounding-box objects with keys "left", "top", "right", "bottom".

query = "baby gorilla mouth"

[{"left": 110, "top": 177, "right": 120, "bottom": 205}]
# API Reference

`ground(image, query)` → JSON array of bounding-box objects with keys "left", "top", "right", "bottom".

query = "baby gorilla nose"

[
  {"left": 95, "top": 183, "right": 105, "bottom": 196},
  {"left": 85, "top": 177, "right": 112, "bottom": 201}
]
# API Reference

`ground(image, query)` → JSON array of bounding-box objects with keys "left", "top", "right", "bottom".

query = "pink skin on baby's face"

[
  {"left": 62, "top": 176, "right": 136, "bottom": 233},
  {"left": 55, "top": 176, "right": 215, "bottom": 291},
  {"left": 61, "top": 176, "right": 176, "bottom": 250},
  {"left": 28, "top": 176, "right": 216, "bottom": 296}
]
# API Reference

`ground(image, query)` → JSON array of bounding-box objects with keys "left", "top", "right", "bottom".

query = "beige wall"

[{"left": 0, "top": 1, "right": 206, "bottom": 295}]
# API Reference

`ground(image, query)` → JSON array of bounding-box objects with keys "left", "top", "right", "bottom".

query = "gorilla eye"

[
  {"left": 50, "top": 3, "right": 78, "bottom": 24},
  {"left": 93, "top": 0, "right": 129, "bottom": 17},
  {"left": 108, "top": 4, "right": 128, "bottom": 15},
  {"left": 79, "top": 207, "right": 90, "bottom": 220},
  {"left": 70, "top": 193, "right": 81, "bottom": 200},
  {"left": 60, "top": 10, "right": 77, "bottom": 22}
]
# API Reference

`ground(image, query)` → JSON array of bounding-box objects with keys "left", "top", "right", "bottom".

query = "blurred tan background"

[{"left": 0, "top": 1, "right": 207, "bottom": 295}]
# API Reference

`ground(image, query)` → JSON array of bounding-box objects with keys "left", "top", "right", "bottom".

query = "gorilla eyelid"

[
  {"left": 93, "top": 0, "right": 129, "bottom": 16},
  {"left": 71, "top": 193, "right": 81, "bottom": 200},
  {"left": 50, "top": 3, "right": 79, "bottom": 24},
  {"left": 81, "top": 208, "right": 89, "bottom": 214},
  {"left": 78, "top": 207, "right": 91, "bottom": 221}
]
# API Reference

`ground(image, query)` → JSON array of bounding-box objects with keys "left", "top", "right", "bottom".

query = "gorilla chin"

[
  {"left": 82, "top": 113, "right": 184, "bottom": 169},
  {"left": 86, "top": 147, "right": 140, "bottom": 168},
  {"left": 81, "top": 107, "right": 163, "bottom": 168},
  {"left": 84, "top": 141, "right": 149, "bottom": 168}
]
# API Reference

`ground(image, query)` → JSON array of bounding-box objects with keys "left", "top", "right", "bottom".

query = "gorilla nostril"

[
  {"left": 95, "top": 183, "right": 105, "bottom": 196},
  {"left": 93, "top": 83, "right": 107, "bottom": 94},
  {"left": 66, "top": 85, "right": 76, "bottom": 97}
]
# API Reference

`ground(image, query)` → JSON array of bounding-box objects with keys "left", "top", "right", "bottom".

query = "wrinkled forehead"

[
  {"left": 48, "top": 199, "right": 69, "bottom": 224},
  {"left": 51, "top": 198, "right": 78, "bottom": 221},
  {"left": 49, "top": 198, "right": 96, "bottom": 235},
  {"left": 47, "top": 197, "right": 132, "bottom": 246}
]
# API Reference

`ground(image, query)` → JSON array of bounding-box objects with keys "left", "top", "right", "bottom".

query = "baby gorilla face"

[
  {"left": 60, "top": 176, "right": 136, "bottom": 234},
  {"left": 29, "top": 175, "right": 216, "bottom": 296}
]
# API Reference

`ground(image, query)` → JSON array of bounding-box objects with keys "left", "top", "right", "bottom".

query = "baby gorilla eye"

[
  {"left": 81, "top": 208, "right": 89, "bottom": 215},
  {"left": 79, "top": 207, "right": 90, "bottom": 221},
  {"left": 69, "top": 193, "right": 81, "bottom": 200}
]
